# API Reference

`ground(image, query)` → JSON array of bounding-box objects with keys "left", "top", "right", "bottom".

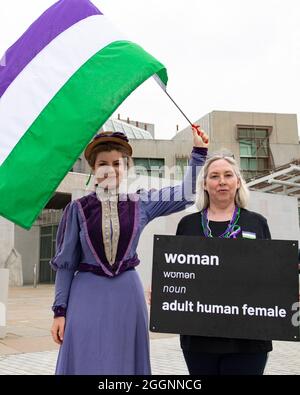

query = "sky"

[{"left": 0, "top": 0, "right": 299, "bottom": 139}]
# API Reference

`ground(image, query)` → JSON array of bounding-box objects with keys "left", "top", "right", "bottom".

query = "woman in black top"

[{"left": 176, "top": 151, "right": 272, "bottom": 375}]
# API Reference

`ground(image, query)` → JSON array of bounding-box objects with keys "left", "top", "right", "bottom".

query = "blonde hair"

[{"left": 196, "top": 151, "right": 249, "bottom": 211}]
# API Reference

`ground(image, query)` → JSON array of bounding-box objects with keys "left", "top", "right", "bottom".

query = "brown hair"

[{"left": 88, "top": 142, "right": 133, "bottom": 169}]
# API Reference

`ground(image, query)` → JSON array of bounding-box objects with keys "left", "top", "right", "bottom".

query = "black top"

[{"left": 176, "top": 208, "right": 273, "bottom": 354}]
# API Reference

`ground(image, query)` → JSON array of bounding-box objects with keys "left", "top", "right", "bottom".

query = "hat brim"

[{"left": 84, "top": 136, "right": 132, "bottom": 162}]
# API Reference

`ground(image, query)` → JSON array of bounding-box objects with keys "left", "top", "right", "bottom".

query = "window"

[
  {"left": 133, "top": 158, "right": 165, "bottom": 178},
  {"left": 122, "top": 124, "right": 135, "bottom": 139},
  {"left": 132, "top": 128, "right": 143, "bottom": 139},
  {"left": 175, "top": 158, "right": 189, "bottom": 180},
  {"left": 39, "top": 224, "right": 58, "bottom": 284},
  {"left": 237, "top": 126, "right": 272, "bottom": 180},
  {"left": 113, "top": 121, "right": 125, "bottom": 133}
]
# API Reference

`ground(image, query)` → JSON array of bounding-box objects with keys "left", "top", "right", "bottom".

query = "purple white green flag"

[{"left": 0, "top": 0, "right": 168, "bottom": 229}]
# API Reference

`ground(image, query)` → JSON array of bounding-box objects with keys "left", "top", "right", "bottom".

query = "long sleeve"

[
  {"left": 140, "top": 147, "right": 207, "bottom": 223},
  {"left": 49, "top": 200, "right": 81, "bottom": 317}
]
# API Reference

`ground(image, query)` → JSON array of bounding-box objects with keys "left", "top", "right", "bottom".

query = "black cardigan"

[{"left": 176, "top": 208, "right": 273, "bottom": 354}]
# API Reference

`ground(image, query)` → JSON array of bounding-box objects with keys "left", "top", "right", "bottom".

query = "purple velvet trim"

[
  {"left": 0, "top": 0, "right": 102, "bottom": 98},
  {"left": 78, "top": 193, "right": 139, "bottom": 274},
  {"left": 78, "top": 194, "right": 112, "bottom": 267},
  {"left": 116, "top": 195, "right": 140, "bottom": 275},
  {"left": 114, "top": 196, "right": 137, "bottom": 262},
  {"left": 52, "top": 305, "right": 67, "bottom": 318},
  {"left": 77, "top": 198, "right": 113, "bottom": 277},
  {"left": 78, "top": 254, "right": 140, "bottom": 277},
  {"left": 192, "top": 147, "right": 208, "bottom": 156}
]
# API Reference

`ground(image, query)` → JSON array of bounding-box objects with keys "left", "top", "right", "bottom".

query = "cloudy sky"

[{"left": 1, "top": 0, "right": 299, "bottom": 139}]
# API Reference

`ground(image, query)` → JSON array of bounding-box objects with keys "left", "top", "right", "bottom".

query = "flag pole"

[
  {"left": 163, "top": 90, "right": 194, "bottom": 128},
  {"left": 161, "top": 88, "right": 208, "bottom": 143},
  {"left": 153, "top": 76, "right": 208, "bottom": 143}
]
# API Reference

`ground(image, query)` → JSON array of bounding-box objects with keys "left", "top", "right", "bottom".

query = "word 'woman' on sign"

[{"left": 164, "top": 253, "right": 220, "bottom": 266}]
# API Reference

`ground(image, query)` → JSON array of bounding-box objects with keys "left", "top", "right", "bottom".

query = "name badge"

[{"left": 242, "top": 231, "right": 256, "bottom": 239}]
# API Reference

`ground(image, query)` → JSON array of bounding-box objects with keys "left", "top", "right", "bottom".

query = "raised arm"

[{"left": 141, "top": 128, "right": 209, "bottom": 222}]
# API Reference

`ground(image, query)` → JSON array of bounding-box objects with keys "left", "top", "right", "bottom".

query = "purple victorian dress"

[{"left": 50, "top": 147, "right": 207, "bottom": 375}]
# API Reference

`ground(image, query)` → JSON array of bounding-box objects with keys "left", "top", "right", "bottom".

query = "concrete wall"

[
  {"left": 247, "top": 191, "right": 300, "bottom": 241},
  {"left": 270, "top": 144, "right": 300, "bottom": 167},
  {"left": 56, "top": 171, "right": 93, "bottom": 194},
  {"left": 0, "top": 217, "right": 14, "bottom": 268},
  {"left": 14, "top": 225, "right": 40, "bottom": 285}
]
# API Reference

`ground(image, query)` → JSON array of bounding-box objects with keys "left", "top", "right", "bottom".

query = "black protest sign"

[{"left": 150, "top": 235, "right": 300, "bottom": 341}]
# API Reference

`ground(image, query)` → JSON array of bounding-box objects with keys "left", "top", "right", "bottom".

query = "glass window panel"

[
  {"left": 142, "top": 131, "right": 153, "bottom": 139},
  {"left": 175, "top": 158, "right": 188, "bottom": 180},
  {"left": 41, "top": 226, "right": 52, "bottom": 235},
  {"left": 149, "top": 159, "right": 164, "bottom": 166},
  {"left": 248, "top": 129, "right": 255, "bottom": 138},
  {"left": 104, "top": 120, "right": 114, "bottom": 131},
  {"left": 250, "top": 140, "right": 258, "bottom": 156},
  {"left": 239, "top": 141, "right": 252, "bottom": 157},
  {"left": 122, "top": 124, "right": 135, "bottom": 139},
  {"left": 135, "top": 168, "right": 148, "bottom": 176},
  {"left": 257, "top": 145, "right": 268, "bottom": 157},
  {"left": 113, "top": 121, "right": 125, "bottom": 133},
  {"left": 133, "top": 158, "right": 150, "bottom": 169},
  {"left": 257, "top": 158, "right": 268, "bottom": 170},
  {"left": 132, "top": 128, "right": 143, "bottom": 139},
  {"left": 133, "top": 158, "right": 164, "bottom": 177},
  {"left": 253, "top": 129, "right": 268, "bottom": 138},
  {"left": 238, "top": 127, "right": 269, "bottom": 139},
  {"left": 176, "top": 158, "right": 188, "bottom": 167},
  {"left": 238, "top": 129, "right": 248, "bottom": 138},
  {"left": 240, "top": 158, "right": 249, "bottom": 170},
  {"left": 40, "top": 236, "right": 52, "bottom": 259},
  {"left": 249, "top": 158, "right": 257, "bottom": 170},
  {"left": 39, "top": 261, "right": 50, "bottom": 283},
  {"left": 52, "top": 225, "right": 58, "bottom": 239},
  {"left": 133, "top": 158, "right": 149, "bottom": 176},
  {"left": 150, "top": 167, "right": 164, "bottom": 178},
  {"left": 52, "top": 239, "right": 56, "bottom": 252}
]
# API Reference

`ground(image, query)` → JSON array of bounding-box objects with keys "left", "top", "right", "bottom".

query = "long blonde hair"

[{"left": 196, "top": 151, "right": 249, "bottom": 211}]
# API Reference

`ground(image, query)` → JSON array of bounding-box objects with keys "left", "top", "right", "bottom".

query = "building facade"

[{"left": 174, "top": 110, "right": 300, "bottom": 181}]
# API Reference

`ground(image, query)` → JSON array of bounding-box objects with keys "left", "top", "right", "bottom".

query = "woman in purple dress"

[{"left": 50, "top": 128, "right": 209, "bottom": 375}]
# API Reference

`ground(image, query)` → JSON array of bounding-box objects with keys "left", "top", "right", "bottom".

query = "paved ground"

[{"left": 0, "top": 286, "right": 299, "bottom": 375}]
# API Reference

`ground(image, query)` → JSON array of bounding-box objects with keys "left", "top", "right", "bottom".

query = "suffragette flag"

[{"left": 0, "top": 0, "right": 168, "bottom": 229}]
